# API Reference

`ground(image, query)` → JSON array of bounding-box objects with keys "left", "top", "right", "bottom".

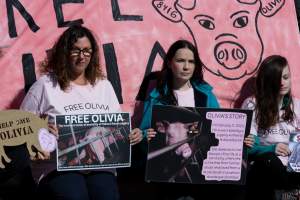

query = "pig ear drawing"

[
  {"left": 238, "top": 0, "right": 259, "bottom": 5},
  {"left": 239, "top": 0, "right": 285, "bottom": 17},
  {"left": 176, "top": 0, "right": 196, "bottom": 10},
  {"left": 152, "top": 0, "right": 183, "bottom": 23},
  {"left": 259, "top": 0, "right": 285, "bottom": 17}
]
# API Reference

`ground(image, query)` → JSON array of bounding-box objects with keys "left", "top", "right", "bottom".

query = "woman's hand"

[
  {"left": 275, "top": 143, "right": 290, "bottom": 156},
  {"left": 31, "top": 150, "right": 50, "bottom": 161},
  {"left": 147, "top": 128, "right": 157, "bottom": 141},
  {"left": 129, "top": 128, "right": 143, "bottom": 145},
  {"left": 31, "top": 123, "right": 58, "bottom": 161},
  {"left": 244, "top": 134, "right": 255, "bottom": 148},
  {"left": 48, "top": 123, "right": 59, "bottom": 138}
]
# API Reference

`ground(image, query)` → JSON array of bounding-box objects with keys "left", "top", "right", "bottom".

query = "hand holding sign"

[{"left": 38, "top": 128, "right": 57, "bottom": 152}]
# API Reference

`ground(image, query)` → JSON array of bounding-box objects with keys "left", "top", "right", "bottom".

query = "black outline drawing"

[{"left": 152, "top": 0, "right": 285, "bottom": 80}]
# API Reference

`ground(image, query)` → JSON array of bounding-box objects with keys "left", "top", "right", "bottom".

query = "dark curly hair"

[
  {"left": 41, "top": 25, "right": 104, "bottom": 90},
  {"left": 157, "top": 39, "right": 204, "bottom": 105},
  {"left": 255, "top": 55, "right": 294, "bottom": 129}
]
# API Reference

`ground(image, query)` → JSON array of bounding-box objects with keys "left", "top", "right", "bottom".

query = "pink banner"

[{"left": 1, "top": 0, "right": 300, "bottom": 112}]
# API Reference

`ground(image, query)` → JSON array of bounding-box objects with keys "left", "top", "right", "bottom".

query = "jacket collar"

[{"left": 149, "top": 80, "right": 212, "bottom": 107}]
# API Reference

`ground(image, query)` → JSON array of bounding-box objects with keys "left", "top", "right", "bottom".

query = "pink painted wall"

[{"left": 0, "top": 0, "right": 299, "bottom": 113}]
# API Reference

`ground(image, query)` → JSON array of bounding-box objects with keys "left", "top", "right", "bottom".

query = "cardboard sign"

[{"left": 0, "top": 110, "right": 56, "bottom": 168}]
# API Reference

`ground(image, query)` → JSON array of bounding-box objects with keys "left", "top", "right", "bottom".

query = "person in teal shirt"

[
  {"left": 138, "top": 39, "right": 219, "bottom": 199},
  {"left": 140, "top": 40, "right": 219, "bottom": 138},
  {"left": 241, "top": 55, "right": 300, "bottom": 200}
]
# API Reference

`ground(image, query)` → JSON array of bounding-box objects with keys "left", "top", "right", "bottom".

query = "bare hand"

[
  {"left": 31, "top": 121, "right": 56, "bottom": 161},
  {"left": 244, "top": 134, "right": 255, "bottom": 148},
  {"left": 147, "top": 128, "right": 157, "bottom": 141},
  {"left": 31, "top": 150, "right": 50, "bottom": 161},
  {"left": 48, "top": 123, "right": 59, "bottom": 138},
  {"left": 275, "top": 143, "right": 290, "bottom": 156},
  {"left": 129, "top": 128, "right": 143, "bottom": 145}
]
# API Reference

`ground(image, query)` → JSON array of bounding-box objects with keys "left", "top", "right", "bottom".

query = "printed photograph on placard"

[
  {"left": 55, "top": 113, "right": 131, "bottom": 171},
  {"left": 287, "top": 132, "right": 300, "bottom": 172},
  {"left": 145, "top": 105, "right": 253, "bottom": 185}
]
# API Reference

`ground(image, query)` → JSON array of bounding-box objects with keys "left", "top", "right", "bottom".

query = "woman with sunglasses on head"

[
  {"left": 242, "top": 55, "right": 300, "bottom": 200},
  {"left": 20, "top": 25, "right": 142, "bottom": 200}
]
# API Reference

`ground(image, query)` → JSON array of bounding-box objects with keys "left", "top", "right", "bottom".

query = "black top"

[{"left": 0, "top": 145, "right": 30, "bottom": 181}]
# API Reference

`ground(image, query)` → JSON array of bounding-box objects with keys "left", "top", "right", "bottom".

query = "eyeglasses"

[{"left": 70, "top": 48, "right": 93, "bottom": 57}]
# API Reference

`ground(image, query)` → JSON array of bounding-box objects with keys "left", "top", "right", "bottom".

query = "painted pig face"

[
  {"left": 178, "top": 0, "right": 263, "bottom": 80},
  {"left": 152, "top": 0, "right": 284, "bottom": 80}
]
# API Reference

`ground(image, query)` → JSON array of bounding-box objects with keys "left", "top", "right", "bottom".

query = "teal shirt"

[
  {"left": 139, "top": 81, "right": 219, "bottom": 138},
  {"left": 248, "top": 135, "right": 276, "bottom": 155}
]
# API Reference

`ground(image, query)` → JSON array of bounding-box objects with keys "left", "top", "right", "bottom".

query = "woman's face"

[
  {"left": 170, "top": 48, "right": 195, "bottom": 86},
  {"left": 69, "top": 36, "right": 92, "bottom": 77},
  {"left": 280, "top": 65, "right": 291, "bottom": 96}
]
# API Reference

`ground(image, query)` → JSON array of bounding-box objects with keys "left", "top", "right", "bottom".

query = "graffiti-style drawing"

[
  {"left": 152, "top": 0, "right": 285, "bottom": 80},
  {"left": 1, "top": 0, "right": 298, "bottom": 110}
]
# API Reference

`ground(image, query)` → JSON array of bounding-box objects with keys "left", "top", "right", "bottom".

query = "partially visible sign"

[
  {"left": 0, "top": 110, "right": 56, "bottom": 168},
  {"left": 287, "top": 132, "right": 300, "bottom": 172}
]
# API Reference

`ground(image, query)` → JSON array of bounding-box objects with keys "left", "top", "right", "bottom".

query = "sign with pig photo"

[
  {"left": 145, "top": 105, "right": 252, "bottom": 184},
  {"left": 55, "top": 113, "right": 131, "bottom": 171}
]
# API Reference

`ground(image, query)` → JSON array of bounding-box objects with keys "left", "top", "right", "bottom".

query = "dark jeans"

[
  {"left": 0, "top": 166, "right": 37, "bottom": 200},
  {"left": 118, "top": 167, "right": 246, "bottom": 200},
  {"left": 38, "top": 171, "right": 119, "bottom": 200},
  {"left": 246, "top": 153, "right": 300, "bottom": 200},
  {"left": 118, "top": 144, "right": 246, "bottom": 200}
]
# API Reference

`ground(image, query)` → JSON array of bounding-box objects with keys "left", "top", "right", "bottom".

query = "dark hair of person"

[
  {"left": 41, "top": 25, "right": 103, "bottom": 91},
  {"left": 255, "top": 55, "right": 294, "bottom": 129},
  {"left": 157, "top": 39, "right": 204, "bottom": 105}
]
